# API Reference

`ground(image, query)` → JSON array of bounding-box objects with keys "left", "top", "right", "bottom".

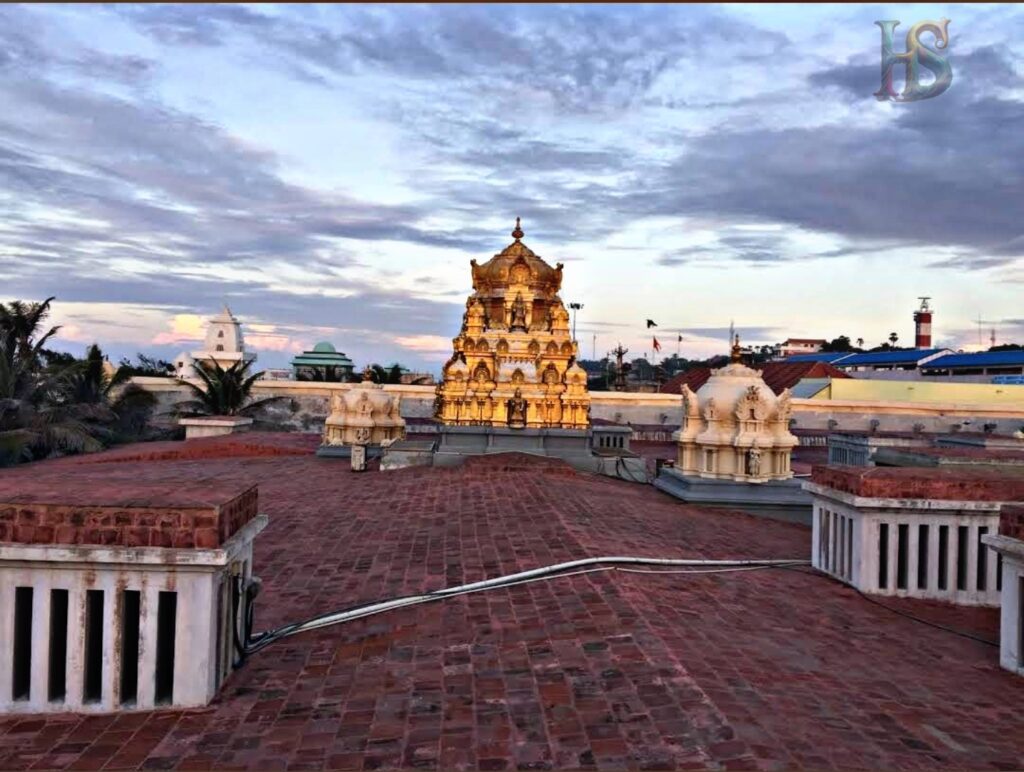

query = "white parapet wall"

[
  {"left": 806, "top": 482, "right": 1003, "bottom": 606},
  {"left": 983, "top": 511, "right": 1024, "bottom": 676},
  {"left": 0, "top": 515, "right": 267, "bottom": 713},
  {"left": 130, "top": 376, "right": 1024, "bottom": 436}
]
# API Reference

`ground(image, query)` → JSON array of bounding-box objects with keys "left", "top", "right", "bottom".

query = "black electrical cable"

[
  {"left": 239, "top": 558, "right": 809, "bottom": 657},
  {"left": 613, "top": 454, "right": 649, "bottom": 484},
  {"left": 231, "top": 559, "right": 999, "bottom": 666},
  {"left": 778, "top": 565, "right": 999, "bottom": 647}
]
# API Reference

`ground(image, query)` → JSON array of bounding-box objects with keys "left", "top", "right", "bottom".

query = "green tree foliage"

[
  {"left": 821, "top": 335, "right": 856, "bottom": 352},
  {"left": 366, "top": 363, "right": 405, "bottom": 384},
  {"left": 0, "top": 299, "right": 158, "bottom": 466},
  {"left": 175, "top": 359, "right": 281, "bottom": 417},
  {"left": 294, "top": 365, "right": 354, "bottom": 383},
  {"left": 117, "top": 354, "right": 175, "bottom": 377},
  {"left": 0, "top": 296, "right": 60, "bottom": 368}
]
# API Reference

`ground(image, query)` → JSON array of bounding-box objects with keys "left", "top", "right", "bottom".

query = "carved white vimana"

[{"left": 676, "top": 336, "right": 798, "bottom": 482}]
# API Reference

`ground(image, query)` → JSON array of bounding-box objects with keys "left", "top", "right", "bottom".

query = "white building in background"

[
  {"left": 174, "top": 306, "right": 256, "bottom": 378},
  {"left": 778, "top": 338, "right": 827, "bottom": 358}
]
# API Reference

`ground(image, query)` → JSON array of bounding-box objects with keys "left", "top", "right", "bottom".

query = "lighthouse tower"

[{"left": 913, "top": 297, "right": 933, "bottom": 349}]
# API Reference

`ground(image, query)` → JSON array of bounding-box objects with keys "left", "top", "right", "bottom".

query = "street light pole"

[{"left": 569, "top": 302, "right": 583, "bottom": 342}]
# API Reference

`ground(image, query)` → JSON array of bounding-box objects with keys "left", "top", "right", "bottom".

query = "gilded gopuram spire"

[{"left": 433, "top": 222, "right": 589, "bottom": 430}]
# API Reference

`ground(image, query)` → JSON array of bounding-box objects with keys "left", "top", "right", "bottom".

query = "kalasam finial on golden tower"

[
  {"left": 511, "top": 216, "right": 524, "bottom": 240},
  {"left": 731, "top": 333, "right": 743, "bottom": 363}
]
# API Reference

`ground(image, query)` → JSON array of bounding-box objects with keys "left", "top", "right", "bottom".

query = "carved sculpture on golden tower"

[{"left": 435, "top": 219, "right": 590, "bottom": 430}]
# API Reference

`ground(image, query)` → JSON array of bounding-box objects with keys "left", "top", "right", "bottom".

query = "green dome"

[{"left": 312, "top": 341, "right": 337, "bottom": 353}]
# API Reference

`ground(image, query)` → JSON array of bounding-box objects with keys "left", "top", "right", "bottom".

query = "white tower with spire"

[{"left": 175, "top": 305, "right": 256, "bottom": 377}]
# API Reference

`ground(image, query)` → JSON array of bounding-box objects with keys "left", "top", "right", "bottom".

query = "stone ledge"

[
  {"left": 0, "top": 483, "right": 258, "bottom": 549},
  {"left": 0, "top": 514, "right": 268, "bottom": 568},
  {"left": 802, "top": 481, "right": 1005, "bottom": 513},
  {"left": 180, "top": 415, "right": 253, "bottom": 440},
  {"left": 874, "top": 446, "right": 1024, "bottom": 466},
  {"left": 655, "top": 467, "right": 811, "bottom": 524},
  {"left": 981, "top": 532, "right": 1024, "bottom": 561},
  {"left": 810, "top": 464, "right": 1024, "bottom": 501},
  {"left": 179, "top": 416, "right": 254, "bottom": 428}
]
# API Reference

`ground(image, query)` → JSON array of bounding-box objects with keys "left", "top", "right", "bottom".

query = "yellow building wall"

[{"left": 811, "top": 378, "right": 1024, "bottom": 406}]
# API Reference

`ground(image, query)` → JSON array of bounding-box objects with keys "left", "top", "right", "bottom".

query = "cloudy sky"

[{"left": 1, "top": 3, "right": 1023, "bottom": 371}]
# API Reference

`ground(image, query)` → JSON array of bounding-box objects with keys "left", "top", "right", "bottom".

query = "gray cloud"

[
  {"left": 118, "top": 5, "right": 789, "bottom": 113},
  {"left": 3, "top": 3, "right": 1024, "bottom": 369},
  {"left": 670, "top": 326, "right": 781, "bottom": 340},
  {"left": 629, "top": 45, "right": 1024, "bottom": 269}
]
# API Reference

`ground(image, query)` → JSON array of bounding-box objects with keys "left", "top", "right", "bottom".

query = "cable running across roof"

[
  {"left": 229, "top": 553, "right": 999, "bottom": 667},
  {"left": 231, "top": 557, "right": 810, "bottom": 660}
]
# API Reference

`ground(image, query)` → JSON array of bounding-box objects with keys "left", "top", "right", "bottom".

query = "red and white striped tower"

[{"left": 913, "top": 297, "right": 933, "bottom": 348}]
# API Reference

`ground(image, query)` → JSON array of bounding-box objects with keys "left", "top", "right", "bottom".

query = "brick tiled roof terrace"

[{"left": 1, "top": 433, "right": 1023, "bottom": 770}]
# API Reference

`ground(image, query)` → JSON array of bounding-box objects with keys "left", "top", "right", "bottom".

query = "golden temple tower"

[{"left": 435, "top": 219, "right": 590, "bottom": 429}]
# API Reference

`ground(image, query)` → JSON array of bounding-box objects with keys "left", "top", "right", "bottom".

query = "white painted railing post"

[
  {"left": 0, "top": 573, "right": 15, "bottom": 703},
  {"left": 65, "top": 586, "right": 85, "bottom": 707},
  {"left": 137, "top": 583, "right": 161, "bottom": 709},
  {"left": 29, "top": 577, "right": 51, "bottom": 711}
]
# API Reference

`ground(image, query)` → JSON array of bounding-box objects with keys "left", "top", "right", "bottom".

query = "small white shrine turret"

[
  {"left": 319, "top": 367, "right": 406, "bottom": 459},
  {"left": 675, "top": 335, "right": 798, "bottom": 482}
]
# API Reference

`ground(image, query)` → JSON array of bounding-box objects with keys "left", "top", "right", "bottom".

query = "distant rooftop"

[
  {"left": 834, "top": 347, "right": 950, "bottom": 367},
  {"left": 925, "top": 350, "right": 1024, "bottom": 369},
  {"left": 291, "top": 341, "right": 354, "bottom": 369},
  {"left": 778, "top": 351, "right": 854, "bottom": 363}
]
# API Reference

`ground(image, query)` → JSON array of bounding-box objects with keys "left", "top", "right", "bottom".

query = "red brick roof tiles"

[
  {"left": 999, "top": 504, "right": 1024, "bottom": 539},
  {"left": 0, "top": 481, "right": 258, "bottom": 549},
  {"left": 659, "top": 360, "right": 850, "bottom": 395},
  {"left": 659, "top": 367, "right": 712, "bottom": 394},
  {"left": 811, "top": 464, "right": 1024, "bottom": 501},
  {"left": 1, "top": 436, "right": 1023, "bottom": 769}
]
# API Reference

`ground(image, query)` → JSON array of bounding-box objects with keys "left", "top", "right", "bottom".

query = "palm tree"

[
  {"left": 888, "top": 332, "right": 899, "bottom": 347},
  {"left": 0, "top": 302, "right": 161, "bottom": 466},
  {"left": 0, "top": 297, "right": 60, "bottom": 369},
  {"left": 0, "top": 298, "right": 105, "bottom": 465},
  {"left": 367, "top": 364, "right": 404, "bottom": 384},
  {"left": 856, "top": 337, "right": 864, "bottom": 350},
  {"left": 64, "top": 344, "right": 157, "bottom": 435},
  {"left": 175, "top": 359, "right": 281, "bottom": 417},
  {"left": 0, "top": 341, "right": 103, "bottom": 465}
]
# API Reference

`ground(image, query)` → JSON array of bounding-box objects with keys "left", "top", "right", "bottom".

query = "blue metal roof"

[
  {"left": 780, "top": 352, "right": 853, "bottom": 363},
  {"left": 925, "top": 351, "right": 1024, "bottom": 369},
  {"left": 836, "top": 348, "right": 949, "bottom": 366}
]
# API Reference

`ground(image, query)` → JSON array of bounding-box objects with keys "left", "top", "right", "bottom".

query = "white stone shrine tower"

[
  {"left": 175, "top": 306, "right": 256, "bottom": 377},
  {"left": 675, "top": 336, "right": 798, "bottom": 482}
]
